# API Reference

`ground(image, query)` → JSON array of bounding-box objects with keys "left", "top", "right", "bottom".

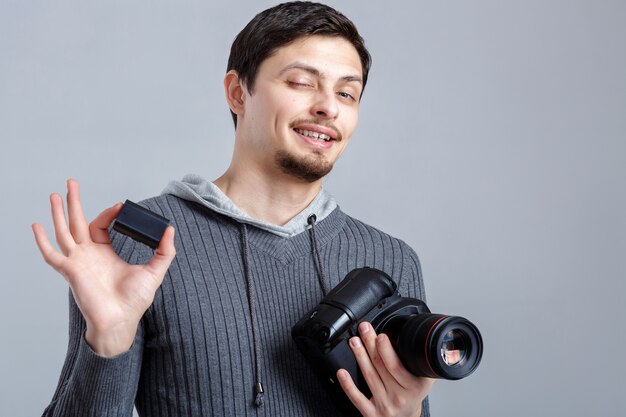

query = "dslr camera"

[{"left": 292, "top": 267, "right": 483, "bottom": 416}]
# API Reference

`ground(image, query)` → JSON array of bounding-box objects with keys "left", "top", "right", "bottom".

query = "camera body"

[{"left": 292, "top": 267, "right": 483, "bottom": 416}]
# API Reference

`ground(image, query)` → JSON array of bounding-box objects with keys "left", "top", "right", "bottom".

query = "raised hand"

[
  {"left": 337, "top": 322, "right": 436, "bottom": 417},
  {"left": 32, "top": 179, "right": 176, "bottom": 357}
]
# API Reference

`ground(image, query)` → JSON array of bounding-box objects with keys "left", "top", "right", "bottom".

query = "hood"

[{"left": 161, "top": 174, "right": 337, "bottom": 238}]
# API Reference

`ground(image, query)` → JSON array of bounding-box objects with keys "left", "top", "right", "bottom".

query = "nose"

[{"left": 310, "top": 90, "right": 339, "bottom": 120}]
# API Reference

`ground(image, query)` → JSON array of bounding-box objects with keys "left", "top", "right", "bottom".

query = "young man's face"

[{"left": 234, "top": 35, "right": 363, "bottom": 183}]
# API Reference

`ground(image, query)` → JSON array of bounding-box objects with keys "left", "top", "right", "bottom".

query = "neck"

[{"left": 213, "top": 166, "right": 322, "bottom": 226}]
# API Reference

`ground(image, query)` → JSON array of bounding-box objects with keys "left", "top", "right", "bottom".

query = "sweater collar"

[{"left": 162, "top": 174, "right": 338, "bottom": 238}]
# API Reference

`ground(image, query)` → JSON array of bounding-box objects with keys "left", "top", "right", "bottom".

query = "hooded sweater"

[{"left": 42, "top": 175, "right": 430, "bottom": 417}]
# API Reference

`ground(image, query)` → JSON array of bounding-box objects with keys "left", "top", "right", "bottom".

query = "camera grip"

[{"left": 321, "top": 267, "right": 396, "bottom": 321}]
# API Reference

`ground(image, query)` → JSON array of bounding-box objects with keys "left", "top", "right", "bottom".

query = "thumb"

[{"left": 145, "top": 226, "right": 176, "bottom": 277}]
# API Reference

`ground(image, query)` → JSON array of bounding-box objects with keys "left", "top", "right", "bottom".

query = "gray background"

[{"left": 1, "top": 1, "right": 624, "bottom": 416}]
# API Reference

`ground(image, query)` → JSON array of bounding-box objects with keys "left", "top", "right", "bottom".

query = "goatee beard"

[{"left": 275, "top": 150, "right": 333, "bottom": 183}]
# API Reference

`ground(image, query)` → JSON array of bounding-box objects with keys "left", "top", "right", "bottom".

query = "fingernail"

[
  {"left": 337, "top": 369, "right": 348, "bottom": 381},
  {"left": 349, "top": 337, "right": 362, "bottom": 348},
  {"left": 359, "top": 322, "right": 370, "bottom": 334}
]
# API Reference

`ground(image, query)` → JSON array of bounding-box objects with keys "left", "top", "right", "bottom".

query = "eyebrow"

[{"left": 279, "top": 62, "right": 363, "bottom": 85}]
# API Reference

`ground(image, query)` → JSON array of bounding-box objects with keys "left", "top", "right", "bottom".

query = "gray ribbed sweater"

[{"left": 43, "top": 193, "right": 430, "bottom": 417}]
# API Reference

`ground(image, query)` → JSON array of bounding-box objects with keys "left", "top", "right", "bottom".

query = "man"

[{"left": 33, "top": 2, "right": 434, "bottom": 416}]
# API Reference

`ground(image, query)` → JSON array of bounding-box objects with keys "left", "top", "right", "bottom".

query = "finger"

[
  {"left": 349, "top": 334, "right": 386, "bottom": 398},
  {"left": 89, "top": 203, "right": 123, "bottom": 243},
  {"left": 337, "top": 369, "right": 375, "bottom": 417},
  {"left": 32, "top": 223, "right": 66, "bottom": 270},
  {"left": 50, "top": 193, "right": 75, "bottom": 254},
  {"left": 376, "top": 333, "right": 423, "bottom": 390},
  {"left": 66, "top": 179, "right": 90, "bottom": 243},
  {"left": 145, "top": 226, "right": 176, "bottom": 277},
  {"left": 359, "top": 322, "right": 397, "bottom": 392}
]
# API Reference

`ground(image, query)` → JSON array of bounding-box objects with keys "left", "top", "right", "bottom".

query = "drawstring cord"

[
  {"left": 240, "top": 223, "right": 265, "bottom": 407},
  {"left": 307, "top": 214, "right": 329, "bottom": 296}
]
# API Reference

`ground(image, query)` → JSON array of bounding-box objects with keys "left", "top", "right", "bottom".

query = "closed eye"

[{"left": 288, "top": 81, "right": 313, "bottom": 88}]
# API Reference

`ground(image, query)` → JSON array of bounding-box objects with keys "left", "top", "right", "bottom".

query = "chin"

[{"left": 275, "top": 150, "right": 334, "bottom": 183}]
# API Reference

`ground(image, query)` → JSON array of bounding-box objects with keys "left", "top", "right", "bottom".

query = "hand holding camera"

[
  {"left": 337, "top": 320, "right": 436, "bottom": 417},
  {"left": 293, "top": 267, "right": 483, "bottom": 416}
]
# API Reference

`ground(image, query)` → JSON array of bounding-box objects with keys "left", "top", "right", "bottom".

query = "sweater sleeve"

[
  {"left": 396, "top": 241, "right": 427, "bottom": 303},
  {"left": 42, "top": 293, "right": 144, "bottom": 417},
  {"left": 398, "top": 242, "right": 431, "bottom": 417},
  {"left": 42, "top": 233, "right": 148, "bottom": 417}
]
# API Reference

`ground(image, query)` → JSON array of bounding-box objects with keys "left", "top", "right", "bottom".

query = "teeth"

[{"left": 295, "top": 128, "right": 331, "bottom": 141}]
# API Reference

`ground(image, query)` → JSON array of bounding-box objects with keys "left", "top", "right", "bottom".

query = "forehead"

[{"left": 259, "top": 35, "right": 363, "bottom": 81}]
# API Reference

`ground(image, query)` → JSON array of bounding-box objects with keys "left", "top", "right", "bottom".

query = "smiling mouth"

[{"left": 294, "top": 128, "right": 333, "bottom": 142}]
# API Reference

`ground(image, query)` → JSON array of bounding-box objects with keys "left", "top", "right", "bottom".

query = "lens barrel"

[{"left": 383, "top": 314, "right": 483, "bottom": 380}]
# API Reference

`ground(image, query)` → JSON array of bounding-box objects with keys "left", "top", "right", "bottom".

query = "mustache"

[{"left": 289, "top": 119, "right": 342, "bottom": 142}]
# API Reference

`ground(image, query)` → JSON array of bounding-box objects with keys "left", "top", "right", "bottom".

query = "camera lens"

[
  {"left": 440, "top": 329, "right": 467, "bottom": 366},
  {"left": 382, "top": 314, "right": 483, "bottom": 380}
]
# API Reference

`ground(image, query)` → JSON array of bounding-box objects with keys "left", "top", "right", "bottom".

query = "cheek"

[
  {"left": 351, "top": 111, "right": 359, "bottom": 130},
  {"left": 261, "top": 93, "right": 300, "bottom": 120},
  {"left": 341, "top": 109, "right": 359, "bottom": 138}
]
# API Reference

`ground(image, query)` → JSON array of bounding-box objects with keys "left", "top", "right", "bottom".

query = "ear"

[{"left": 224, "top": 70, "right": 246, "bottom": 117}]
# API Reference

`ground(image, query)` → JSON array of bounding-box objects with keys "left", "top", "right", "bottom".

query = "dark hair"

[{"left": 227, "top": 1, "right": 372, "bottom": 126}]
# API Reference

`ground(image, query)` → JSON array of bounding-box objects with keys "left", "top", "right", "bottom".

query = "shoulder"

[
  {"left": 136, "top": 194, "right": 241, "bottom": 252},
  {"left": 341, "top": 212, "right": 419, "bottom": 259},
  {"left": 137, "top": 193, "right": 198, "bottom": 221},
  {"left": 337, "top": 211, "right": 425, "bottom": 298}
]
